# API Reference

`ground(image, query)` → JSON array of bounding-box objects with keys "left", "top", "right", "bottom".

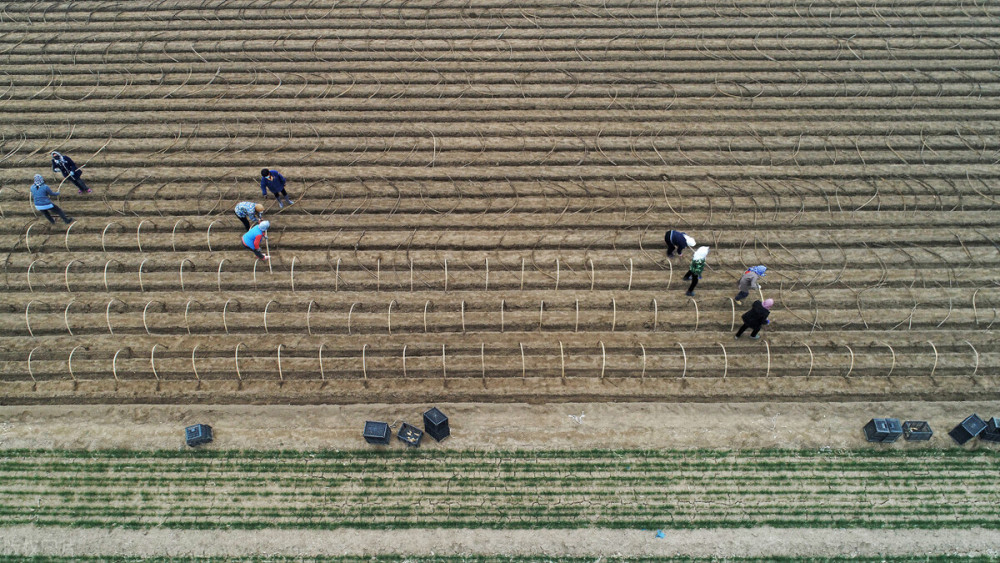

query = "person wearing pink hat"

[{"left": 735, "top": 298, "right": 773, "bottom": 339}]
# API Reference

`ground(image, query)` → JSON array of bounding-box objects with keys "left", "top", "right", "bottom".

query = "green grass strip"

[{"left": 0, "top": 448, "right": 997, "bottom": 531}]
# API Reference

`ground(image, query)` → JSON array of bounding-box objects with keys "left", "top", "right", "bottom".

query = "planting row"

[
  {"left": 4, "top": 290, "right": 998, "bottom": 335},
  {"left": 1, "top": 449, "right": 997, "bottom": 529},
  {"left": 0, "top": 330, "right": 993, "bottom": 382}
]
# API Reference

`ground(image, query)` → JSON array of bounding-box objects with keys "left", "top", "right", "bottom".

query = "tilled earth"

[{"left": 1, "top": 8, "right": 999, "bottom": 393}]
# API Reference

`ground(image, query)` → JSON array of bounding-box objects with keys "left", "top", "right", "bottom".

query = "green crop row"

[{"left": 1, "top": 448, "right": 997, "bottom": 531}]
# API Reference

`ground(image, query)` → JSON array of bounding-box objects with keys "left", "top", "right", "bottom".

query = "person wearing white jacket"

[{"left": 682, "top": 246, "right": 710, "bottom": 296}]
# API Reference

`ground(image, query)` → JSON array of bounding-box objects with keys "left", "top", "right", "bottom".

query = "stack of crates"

[
  {"left": 363, "top": 421, "right": 391, "bottom": 445},
  {"left": 423, "top": 407, "right": 450, "bottom": 442},
  {"left": 978, "top": 417, "right": 1000, "bottom": 443},
  {"left": 185, "top": 424, "right": 213, "bottom": 447},
  {"left": 863, "top": 418, "right": 903, "bottom": 443},
  {"left": 949, "top": 414, "right": 987, "bottom": 445}
]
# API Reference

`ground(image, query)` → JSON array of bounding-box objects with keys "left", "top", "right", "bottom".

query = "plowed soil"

[{"left": 2, "top": 1, "right": 998, "bottom": 405}]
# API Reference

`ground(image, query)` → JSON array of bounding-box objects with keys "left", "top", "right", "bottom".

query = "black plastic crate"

[
  {"left": 363, "top": 421, "right": 391, "bottom": 445},
  {"left": 902, "top": 420, "right": 933, "bottom": 441},
  {"left": 185, "top": 424, "right": 213, "bottom": 447},
  {"left": 397, "top": 422, "right": 424, "bottom": 448},
  {"left": 423, "top": 407, "right": 450, "bottom": 442},
  {"left": 949, "top": 414, "right": 987, "bottom": 445},
  {"left": 863, "top": 418, "right": 902, "bottom": 443},
  {"left": 980, "top": 417, "right": 1000, "bottom": 443}
]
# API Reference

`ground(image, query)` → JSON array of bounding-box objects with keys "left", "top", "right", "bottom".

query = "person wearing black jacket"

[
  {"left": 51, "top": 151, "right": 92, "bottom": 194},
  {"left": 664, "top": 229, "right": 696, "bottom": 258},
  {"left": 735, "top": 299, "right": 773, "bottom": 339}
]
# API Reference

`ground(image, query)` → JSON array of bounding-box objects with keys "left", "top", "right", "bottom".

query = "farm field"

[
  {"left": 2, "top": 0, "right": 1000, "bottom": 559},
  {"left": 1, "top": 448, "right": 999, "bottom": 559},
  {"left": 0, "top": 0, "right": 998, "bottom": 403},
  {"left": 3, "top": 448, "right": 999, "bottom": 530}
]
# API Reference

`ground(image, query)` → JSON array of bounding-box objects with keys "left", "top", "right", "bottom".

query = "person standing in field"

[
  {"left": 260, "top": 168, "right": 293, "bottom": 208},
  {"left": 51, "top": 151, "right": 92, "bottom": 194},
  {"left": 682, "top": 246, "right": 709, "bottom": 296},
  {"left": 664, "top": 229, "right": 696, "bottom": 258},
  {"left": 30, "top": 174, "right": 73, "bottom": 224},
  {"left": 735, "top": 265, "right": 767, "bottom": 305},
  {"left": 242, "top": 220, "right": 270, "bottom": 261},
  {"left": 735, "top": 298, "right": 773, "bottom": 340},
  {"left": 234, "top": 201, "right": 264, "bottom": 232}
]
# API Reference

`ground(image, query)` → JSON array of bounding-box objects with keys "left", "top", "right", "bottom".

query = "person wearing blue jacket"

[
  {"left": 51, "top": 151, "right": 92, "bottom": 194},
  {"left": 234, "top": 201, "right": 264, "bottom": 232},
  {"left": 260, "top": 168, "right": 293, "bottom": 208},
  {"left": 242, "top": 220, "right": 270, "bottom": 261},
  {"left": 31, "top": 174, "right": 73, "bottom": 224},
  {"left": 664, "top": 229, "right": 696, "bottom": 258}
]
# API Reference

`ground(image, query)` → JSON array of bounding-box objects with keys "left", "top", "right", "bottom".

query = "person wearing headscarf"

[
  {"left": 50, "top": 151, "right": 92, "bottom": 194},
  {"left": 735, "top": 265, "right": 767, "bottom": 305},
  {"left": 682, "top": 246, "right": 709, "bottom": 296},
  {"left": 242, "top": 220, "right": 270, "bottom": 261},
  {"left": 30, "top": 174, "right": 73, "bottom": 224},
  {"left": 260, "top": 168, "right": 293, "bottom": 208},
  {"left": 735, "top": 298, "right": 773, "bottom": 339},
  {"left": 234, "top": 201, "right": 264, "bottom": 232},
  {"left": 664, "top": 229, "right": 696, "bottom": 258}
]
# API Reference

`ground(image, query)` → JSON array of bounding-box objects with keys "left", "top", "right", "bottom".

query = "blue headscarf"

[
  {"left": 749, "top": 265, "right": 766, "bottom": 276},
  {"left": 33, "top": 174, "right": 44, "bottom": 186}
]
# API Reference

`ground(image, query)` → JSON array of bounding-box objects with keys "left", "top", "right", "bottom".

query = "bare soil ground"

[
  {"left": 3, "top": 526, "right": 1000, "bottom": 558},
  {"left": 2, "top": 401, "right": 999, "bottom": 451},
  {"left": 0, "top": 0, "right": 998, "bottom": 403}
]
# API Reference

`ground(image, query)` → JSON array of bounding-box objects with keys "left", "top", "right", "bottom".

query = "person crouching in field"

[
  {"left": 682, "top": 246, "right": 709, "bottom": 296},
  {"left": 242, "top": 220, "right": 270, "bottom": 261},
  {"left": 735, "top": 298, "right": 773, "bottom": 340},
  {"left": 735, "top": 265, "right": 766, "bottom": 305},
  {"left": 260, "top": 168, "right": 293, "bottom": 208},
  {"left": 51, "top": 151, "right": 92, "bottom": 194},
  {"left": 664, "top": 229, "right": 696, "bottom": 258},
  {"left": 234, "top": 201, "right": 264, "bottom": 232},
  {"left": 31, "top": 174, "right": 73, "bottom": 225}
]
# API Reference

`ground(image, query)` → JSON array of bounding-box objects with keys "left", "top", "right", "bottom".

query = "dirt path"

[
  {"left": 3, "top": 400, "right": 998, "bottom": 451},
  {"left": 2, "top": 526, "right": 999, "bottom": 558}
]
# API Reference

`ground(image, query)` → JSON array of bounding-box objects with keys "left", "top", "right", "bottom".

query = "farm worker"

[
  {"left": 50, "top": 151, "right": 92, "bottom": 194},
  {"left": 664, "top": 229, "right": 695, "bottom": 258},
  {"left": 682, "top": 246, "right": 709, "bottom": 296},
  {"left": 30, "top": 174, "right": 74, "bottom": 224},
  {"left": 260, "top": 168, "right": 293, "bottom": 208},
  {"left": 242, "top": 220, "right": 270, "bottom": 261},
  {"left": 735, "top": 298, "right": 773, "bottom": 340},
  {"left": 234, "top": 201, "right": 264, "bottom": 232},
  {"left": 735, "top": 265, "right": 767, "bottom": 305}
]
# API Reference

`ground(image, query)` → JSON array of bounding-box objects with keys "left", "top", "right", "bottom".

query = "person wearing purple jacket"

[{"left": 260, "top": 168, "right": 293, "bottom": 208}]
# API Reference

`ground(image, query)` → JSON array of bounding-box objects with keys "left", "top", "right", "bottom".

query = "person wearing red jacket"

[{"left": 241, "top": 220, "right": 270, "bottom": 261}]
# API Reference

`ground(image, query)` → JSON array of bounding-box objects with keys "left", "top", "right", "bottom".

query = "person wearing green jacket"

[{"left": 682, "top": 246, "right": 709, "bottom": 296}]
